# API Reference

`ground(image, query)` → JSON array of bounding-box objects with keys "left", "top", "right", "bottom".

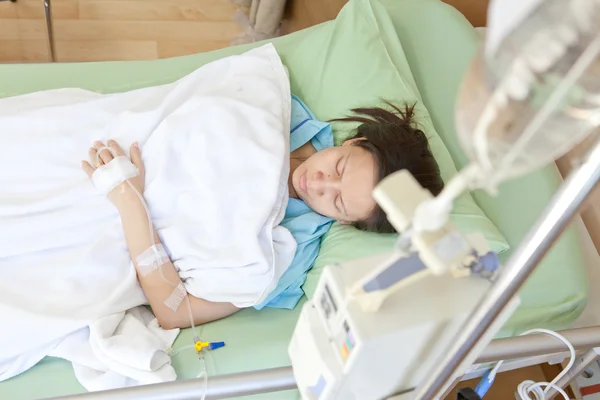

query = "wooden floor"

[{"left": 0, "top": 0, "right": 242, "bottom": 62}]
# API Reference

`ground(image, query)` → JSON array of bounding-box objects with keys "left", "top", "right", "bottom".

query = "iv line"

[{"left": 95, "top": 146, "right": 208, "bottom": 398}]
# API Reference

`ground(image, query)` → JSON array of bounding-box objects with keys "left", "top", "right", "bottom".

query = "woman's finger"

[
  {"left": 89, "top": 147, "right": 101, "bottom": 167},
  {"left": 108, "top": 140, "right": 125, "bottom": 157},
  {"left": 81, "top": 161, "right": 95, "bottom": 178},
  {"left": 130, "top": 142, "right": 144, "bottom": 175},
  {"left": 94, "top": 141, "right": 114, "bottom": 164}
]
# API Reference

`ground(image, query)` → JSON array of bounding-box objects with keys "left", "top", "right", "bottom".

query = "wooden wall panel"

[
  {"left": 0, "top": 0, "right": 242, "bottom": 63},
  {"left": 15, "top": 0, "right": 79, "bottom": 19},
  {"left": 78, "top": 0, "right": 236, "bottom": 22},
  {"left": 56, "top": 40, "right": 158, "bottom": 61},
  {"left": 0, "top": 40, "right": 22, "bottom": 62},
  {"left": 0, "top": 1, "right": 49, "bottom": 62},
  {"left": 14, "top": 19, "right": 47, "bottom": 40},
  {"left": 53, "top": 20, "right": 240, "bottom": 41},
  {"left": 0, "top": 20, "right": 20, "bottom": 40},
  {"left": 0, "top": 2, "right": 17, "bottom": 18},
  {"left": 0, "top": 39, "right": 48, "bottom": 62}
]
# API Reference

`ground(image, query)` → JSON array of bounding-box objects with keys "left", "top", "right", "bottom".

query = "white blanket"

[{"left": 0, "top": 44, "right": 296, "bottom": 389}]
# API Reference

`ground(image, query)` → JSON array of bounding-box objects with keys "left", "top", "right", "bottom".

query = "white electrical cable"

[
  {"left": 488, "top": 329, "right": 575, "bottom": 400},
  {"left": 94, "top": 146, "right": 207, "bottom": 397}
]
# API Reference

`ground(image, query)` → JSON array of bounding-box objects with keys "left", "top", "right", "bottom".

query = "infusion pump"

[
  {"left": 288, "top": 171, "right": 521, "bottom": 400},
  {"left": 289, "top": 252, "right": 520, "bottom": 400}
]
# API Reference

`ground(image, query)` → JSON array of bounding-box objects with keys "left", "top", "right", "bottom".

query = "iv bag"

[{"left": 456, "top": 0, "right": 600, "bottom": 190}]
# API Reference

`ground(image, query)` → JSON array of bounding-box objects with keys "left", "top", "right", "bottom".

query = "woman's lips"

[{"left": 300, "top": 171, "right": 308, "bottom": 194}]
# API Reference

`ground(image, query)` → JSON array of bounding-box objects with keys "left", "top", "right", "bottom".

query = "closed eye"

[
  {"left": 335, "top": 194, "right": 343, "bottom": 213},
  {"left": 334, "top": 159, "right": 344, "bottom": 213},
  {"left": 337, "top": 154, "right": 351, "bottom": 217}
]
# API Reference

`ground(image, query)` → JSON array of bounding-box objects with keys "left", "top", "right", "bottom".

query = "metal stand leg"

[
  {"left": 546, "top": 348, "right": 600, "bottom": 400},
  {"left": 44, "top": 0, "right": 56, "bottom": 62},
  {"left": 412, "top": 137, "right": 600, "bottom": 400}
]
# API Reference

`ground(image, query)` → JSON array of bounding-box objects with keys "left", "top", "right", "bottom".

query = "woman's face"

[{"left": 292, "top": 140, "right": 378, "bottom": 222}]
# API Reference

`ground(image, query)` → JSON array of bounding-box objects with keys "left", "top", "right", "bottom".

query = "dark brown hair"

[{"left": 331, "top": 102, "right": 444, "bottom": 233}]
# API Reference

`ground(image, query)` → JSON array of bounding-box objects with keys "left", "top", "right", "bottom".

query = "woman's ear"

[{"left": 342, "top": 137, "right": 367, "bottom": 146}]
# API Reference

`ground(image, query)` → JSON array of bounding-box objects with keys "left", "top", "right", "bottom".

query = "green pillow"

[{"left": 298, "top": 0, "right": 509, "bottom": 296}]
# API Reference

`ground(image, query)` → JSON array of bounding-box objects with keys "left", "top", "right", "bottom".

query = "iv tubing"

[{"left": 95, "top": 146, "right": 205, "bottom": 385}]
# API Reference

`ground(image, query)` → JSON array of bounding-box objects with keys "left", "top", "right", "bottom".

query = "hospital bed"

[{"left": 0, "top": 0, "right": 594, "bottom": 399}]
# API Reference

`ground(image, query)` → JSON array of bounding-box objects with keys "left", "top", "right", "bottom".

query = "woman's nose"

[{"left": 311, "top": 171, "right": 341, "bottom": 196}]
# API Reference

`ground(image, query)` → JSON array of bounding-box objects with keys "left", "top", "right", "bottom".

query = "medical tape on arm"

[
  {"left": 164, "top": 282, "right": 187, "bottom": 312},
  {"left": 136, "top": 244, "right": 187, "bottom": 312},
  {"left": 136, "top": 244, "right": 170, "bottom": 277},
  {"left": 91, "top": 155, "right": 139, "bottom": 195}
]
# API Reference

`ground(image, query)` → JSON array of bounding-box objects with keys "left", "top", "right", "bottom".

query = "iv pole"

[{"left": 412, "top": 135, "right": 600, "bottom": 399}]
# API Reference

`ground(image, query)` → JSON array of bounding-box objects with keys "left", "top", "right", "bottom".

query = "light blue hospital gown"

[{"left": 254, "top": 95, "right": 334, "bottom": 310}]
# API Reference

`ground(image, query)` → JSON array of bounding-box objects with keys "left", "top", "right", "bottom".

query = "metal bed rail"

[{"left": 49, "top": 326, "right": 600, "bottom": 400}]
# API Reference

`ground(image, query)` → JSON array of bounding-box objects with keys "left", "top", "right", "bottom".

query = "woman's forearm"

[
  {"left": 118, "top": 196, "right": 239, "bottom": 329},
  {"left": 83, "top": 141, "right": 239, "bottom": 329}
]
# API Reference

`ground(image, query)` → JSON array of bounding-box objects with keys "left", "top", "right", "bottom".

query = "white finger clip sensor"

[{"left": 92, "top": 156, "right": 139, "bottom": 195}]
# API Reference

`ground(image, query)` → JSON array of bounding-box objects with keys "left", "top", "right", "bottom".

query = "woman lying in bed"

[{"left": 81, "top": 96, "right": 443, "bottom": 330}]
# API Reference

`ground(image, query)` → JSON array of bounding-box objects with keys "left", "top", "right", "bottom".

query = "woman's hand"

[{"left": 82, "top": 140, "right": 146, "bottom": 211}]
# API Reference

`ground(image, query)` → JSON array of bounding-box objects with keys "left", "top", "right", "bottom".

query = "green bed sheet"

[{"left": 0, "top": 0, "right": 587, "bottom": 399}]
